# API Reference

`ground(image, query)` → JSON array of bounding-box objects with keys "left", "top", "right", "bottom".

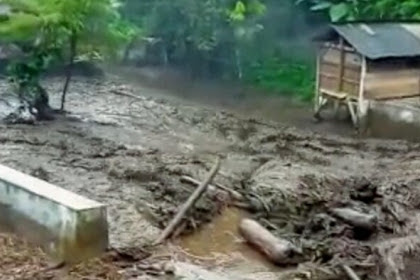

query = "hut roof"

[{"left": 316, "top": 23, "right": 420, "bottom": 60}]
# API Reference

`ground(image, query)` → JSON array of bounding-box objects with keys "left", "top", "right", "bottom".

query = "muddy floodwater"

[
  {"left": 2, "top": 67, "right": 420, "bottom": 279},
  {"left": 177, "top": 208, "right": 281, "bottom": 271}
]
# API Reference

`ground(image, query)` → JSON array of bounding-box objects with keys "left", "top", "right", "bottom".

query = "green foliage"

[
  {"left": 0, "top": 0, "right": 134, "bottom": 113},
  {"left": 244, "top": 53, "right": 315, "bottom": 101},
  {"left": 301, "top": 0, "right": 420, "bottom": 22},
  {"left": 119, "top": 0, "right": 319, "bottom": 101},
  {"left": 7, "top": 46, "right": 59, "bottom": 102}
]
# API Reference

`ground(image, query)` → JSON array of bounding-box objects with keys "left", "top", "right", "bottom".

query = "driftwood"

[
  {"left": 330, "top": 208, "right": 377, "bottom": 230},
  {"left": 110, "top": 86, "right": 143, "bottom": 101},
  {"left": 340, "top": 264, "right": 361, "bottom": 280},
  {"left": 154, "top": 157, "right": 221, "bottom": 245},
  {"left": 238, "top": 218, "right": 300, "bottom": 265},
  {"left": 180, "top": 175, "right": 243, "bottom": 201}
]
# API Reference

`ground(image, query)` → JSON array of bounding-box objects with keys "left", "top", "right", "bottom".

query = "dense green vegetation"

[
  {"left": 303, "top": 0, "right": 420, "bottom": 21},
  {"left": 120, "top": 0, "right": 322, "bottom": 100},
  {"left": 0, "top": 0, "right": 413, "bottom": 118}
]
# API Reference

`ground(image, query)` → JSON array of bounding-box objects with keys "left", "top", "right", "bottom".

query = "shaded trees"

[
  {"left": 301, "top": 0, "right": 420, "bottom": 22},
  {"left": 0, "top": 0, "right": 134, "bottom": 117}
]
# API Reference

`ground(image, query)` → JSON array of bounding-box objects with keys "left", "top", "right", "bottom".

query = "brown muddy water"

[
  {"left": 0, "top": 204, "right": 279, "bottom": 270},
  {"left": 176, "top": 208, "right": 281, "bottom": 271},
  {"left": 4, "top": 66, "right": 420, "bottom": 279},
  {"left": 111, "top": 65, "right": 420, "bottom": 142}
]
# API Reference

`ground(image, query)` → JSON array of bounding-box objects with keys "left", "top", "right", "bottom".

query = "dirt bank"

[{"left": 1, "top": 74, "right": 420, "bottom": 279}]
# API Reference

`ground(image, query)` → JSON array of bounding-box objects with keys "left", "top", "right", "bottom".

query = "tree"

[
  {"left": 300, "top": 0, "right": 420, "bottom": 22},
  {"left": 0, "top": 0, "right": 134, "bottom": 118},
  {"left": 120, "top": 0, "right": 266, "bottom": 78}
]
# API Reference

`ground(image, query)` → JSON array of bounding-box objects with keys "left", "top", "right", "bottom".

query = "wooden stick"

[
  {"left": 340, "top": 264, "right": 361, "bottom": 280},
  {"left": 180, "top": 175, "right": 243, "bottom": 201},
  {"left": 110, "top": 88, "right": 143, "bottom": 101},
  {"left": 154, "top": 157, "right": 221, "bottom": 245},
  {"left": 338, "top": 37, "right": 346, "bottom": 92}
]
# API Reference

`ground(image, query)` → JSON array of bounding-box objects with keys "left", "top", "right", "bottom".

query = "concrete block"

[{"left": 0, "top": 164, "right": 108, "bottom": 263}]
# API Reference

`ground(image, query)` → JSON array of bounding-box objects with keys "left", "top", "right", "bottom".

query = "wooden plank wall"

[
  {"left": 365, "top": 64, "right": 420, "bottom": 100},
  {"left": 318, "top": 46, "right": 361, "bottom": 98}
]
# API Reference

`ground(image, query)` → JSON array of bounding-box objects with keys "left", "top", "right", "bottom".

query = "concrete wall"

[
  {"left": 368, "top": 99, "right": 420, "bottom": 141},
  {"left": 0, "top": 164, "right": 108, "bottom": 263}
]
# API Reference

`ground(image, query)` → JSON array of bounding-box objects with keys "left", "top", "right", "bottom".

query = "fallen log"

[
  {"left": 238, "top": 218, "right": 301, "bottom": 265},
  {"left": 154, "top": 157, "right": 221, "bottom": 245},
  {"left": 180, "top": 175, "right": 243, "bottom": 201},
  {"left": 330, "top": 208, "right": 377, "bottom": 230},
  {"left": 340, "top": 264, "right": 361, "bottom": 280}
]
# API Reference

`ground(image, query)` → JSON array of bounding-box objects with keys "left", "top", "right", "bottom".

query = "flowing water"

[{"left": 177, "top": 208, "right": 282, "bottom": 271}]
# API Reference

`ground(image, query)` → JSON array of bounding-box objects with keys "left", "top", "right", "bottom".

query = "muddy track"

[{"left": 1, "top": 76, "right": 420, "bottom": 279}]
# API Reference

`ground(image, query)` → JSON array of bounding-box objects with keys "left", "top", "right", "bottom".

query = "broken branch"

[
  {"left": 154, "top": 157, "right": 221, "bottom": 245},
  {"left": 180, "top": 175, "right": 243, "bottom": 201},
  {"left": 340, "top": 264, "right": 361, "bottom": 280}
]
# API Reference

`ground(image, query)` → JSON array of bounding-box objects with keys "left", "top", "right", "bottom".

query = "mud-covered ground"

[{"left": 2, "top": 72, "right": 420, "bottom": 279}]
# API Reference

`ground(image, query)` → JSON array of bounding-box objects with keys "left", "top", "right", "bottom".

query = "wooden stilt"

[
  {"left": 346, "top": 98, "right": 358, "bottom": 127},
  {"left": 333, "top": 100, "right": 340, "bottom": 119},
  {"left": 314, "top": 95, "right": 328, "bottom": 120},
  {"left": 314, "top": 51, "right": 322, "bottom": 120},
  {"left": 357, "top": 56, "right": 368, "bottom": 131}
]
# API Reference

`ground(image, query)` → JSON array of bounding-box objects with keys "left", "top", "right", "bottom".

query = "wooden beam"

[
  {"left": 320, "top": 89, "right": 348, "bottom": 100},
  {"left": 370, "top": 92, "right": 420, "bottom": 101},
  {"left": 314, "top": 52, "right": 321, "bottom": 112},
  {"left": 418, "top": 75, "right": 420, "bottom": 102},
  {"left": 320, "top": 72, "right": 360, "bottom": 85},
  {"left": 321, "top": 60, "right": 361, "bottom": 71},
  {"left": 321, "top": 42, "right": 357, "bottom": 53},
  {"left": 346, "top": 98, "right": 358, "bottom": 126},
  {"left": 356, "top": 56, "right": 368, "bottom": 130},
  {"left": 359, "top": 57, "right": 367, "bottom": 105},
  {"left": 338, "top": 37, "right": 346, "bottom": 91}
]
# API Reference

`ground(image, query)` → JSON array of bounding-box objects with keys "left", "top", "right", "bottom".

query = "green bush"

[{"left": 244, "top": 54, "right": 315, "bottom": 101}]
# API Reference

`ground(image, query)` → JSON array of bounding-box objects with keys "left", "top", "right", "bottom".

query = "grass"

[{"left": 244, "top": 53, "right": 316, "bottom": 102}]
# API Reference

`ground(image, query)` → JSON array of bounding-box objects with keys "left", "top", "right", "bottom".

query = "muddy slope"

[{"left": 1, "top": 76, "right": 420, "bottom": 279}]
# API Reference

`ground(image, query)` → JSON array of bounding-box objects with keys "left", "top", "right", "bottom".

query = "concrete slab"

[
  {"left": 368, "top": 100, "right": 420, "bottom": 140},
  {"left": 0, "top": 164, "right": 108, "bottom": 263}
]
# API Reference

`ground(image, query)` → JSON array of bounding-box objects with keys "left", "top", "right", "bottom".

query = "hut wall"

[
  {"left": 365, "top": 60, "right": 420, "bottom": 100},
  {"left": 318, "top": 45, "right": 361, "bottom": 98}
]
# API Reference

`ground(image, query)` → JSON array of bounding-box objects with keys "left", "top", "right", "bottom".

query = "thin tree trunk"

[
  {"left": 122, "top": 36, "right": 137, "bottom": 64},
  {"left": 235, "top": 48, "right": 242, "bottom": 80},
  {"left": 154, "top": 156, "right": 221, "bottom": 245},
  {"left": 61, "top": 32, "right": 77, "bottom": 111}
]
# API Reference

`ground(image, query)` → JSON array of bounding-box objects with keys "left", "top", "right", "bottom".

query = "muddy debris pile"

[{"left": 241, "top": 167, "right": 420, "bottom": 280}]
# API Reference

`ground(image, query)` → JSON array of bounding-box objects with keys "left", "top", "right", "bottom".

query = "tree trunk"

[
  {"left": 239, "top": 219, "right": 300, "bottom": 265},
  {"left": 61, "top": 32, "right": 77, "bottom": 111},
  {"left": 235, "top": 48, "right": 242, "bottom": 80},
  {"left": 122, "top": 36, "right": 137, "bottom": 64},
  {"left": 34, "top": 85, "right": 54, "bottom": 121}
]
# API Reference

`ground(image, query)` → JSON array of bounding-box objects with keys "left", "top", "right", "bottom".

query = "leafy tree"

[
  {"left": 301, "top": 0, "right": 420, "bottom": 22},
  {"left": 120, "top": 0, "right": 267, "bottom": 78},
  {"left": 0, "top": 0, "right": 134, "bottom": 118}
]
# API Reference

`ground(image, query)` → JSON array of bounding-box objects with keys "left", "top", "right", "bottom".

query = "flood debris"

[
  {"left": 329, "top": 208, "right": 377, "bottom": 232},
  {"left": 155, "top": 156, "right": 221, "bottom": 245},
  {"left": 239, "top": 218, "right": 301, "bottom": 265},
  {"left": 2, "top": 76, "right": 420, "bottom": 279},
  {"left": 340, "top": 264, "right": 361, "bottom": 280},
  {"left": 180, "top": 175, "right": 244, "bottom": 202}
]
